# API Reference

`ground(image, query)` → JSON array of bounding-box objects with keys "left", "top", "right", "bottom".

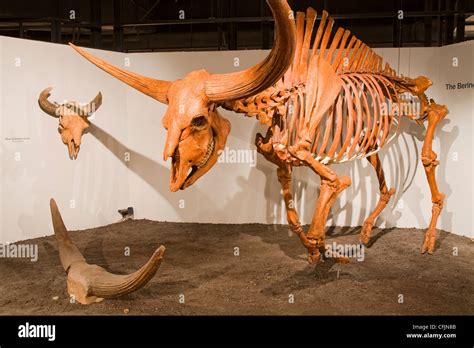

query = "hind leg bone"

[{"left": 360, "top": 153, "right": 396, "bottom": 245}]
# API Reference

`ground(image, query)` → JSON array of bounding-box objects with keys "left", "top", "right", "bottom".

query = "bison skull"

[{"left": 38, "top": 87, "right": 102, "bottom": 159}]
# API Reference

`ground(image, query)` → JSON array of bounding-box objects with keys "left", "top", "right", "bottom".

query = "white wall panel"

[{"left": 1, "top": 37, "right": 472, "bottom": 243}]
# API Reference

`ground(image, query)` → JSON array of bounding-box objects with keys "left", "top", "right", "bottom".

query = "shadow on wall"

[
  {"left": 435, "top": 118, "right": 458, "bottom": 232},
  {"left": 88, "top": 109, "right": 456, "bottom": 235},
  {"left": 250, "top": 116, "right": 456, "bottom": 234},
  {"left": 88, "top": 123, "right": 221, "bottom": 219}
]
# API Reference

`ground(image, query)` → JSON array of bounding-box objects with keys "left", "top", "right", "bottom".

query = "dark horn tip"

[
  {"left": 41, "top": 87, "right": 53, "bottom": 95},
  {"left": 50, "top": 198, "right": 58, "bottom": 208}
]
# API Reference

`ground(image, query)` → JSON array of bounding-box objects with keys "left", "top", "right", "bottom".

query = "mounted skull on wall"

[{"left": 38, "top": 87, "right": 102, "bottom": 159}]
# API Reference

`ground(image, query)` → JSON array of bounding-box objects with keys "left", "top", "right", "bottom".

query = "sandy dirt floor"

[{"left": 0, "top": 220, "right": 472, "bottom": 315}]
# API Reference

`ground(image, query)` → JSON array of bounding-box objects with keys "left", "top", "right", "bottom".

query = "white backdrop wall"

[
  {"left": 0, "top": 37, "right": 131, "bottom": 243},
  {"left": 1, "top": 36, "right": 473, "bottom": 243}
]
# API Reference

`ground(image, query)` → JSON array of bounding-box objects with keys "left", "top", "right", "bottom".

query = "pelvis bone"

[
  {"left": 38, "top": 87, "right": 102, "bottom": 159},
  {"left": 50, "top": 199, "right": 165, "bottom": 305}
]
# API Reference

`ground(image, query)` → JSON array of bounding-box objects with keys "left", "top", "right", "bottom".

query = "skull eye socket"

[{"left": 191, "top": 115, "right": 208, "bottom": 128}]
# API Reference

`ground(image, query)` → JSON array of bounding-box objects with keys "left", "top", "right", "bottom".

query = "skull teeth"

[{"left": 197, "top": 137, "right": 215, "bottom": 169}]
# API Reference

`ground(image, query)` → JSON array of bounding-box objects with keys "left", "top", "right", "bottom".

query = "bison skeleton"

[{"left": 55, "top": 0, "right": 448, "bottom": 301}]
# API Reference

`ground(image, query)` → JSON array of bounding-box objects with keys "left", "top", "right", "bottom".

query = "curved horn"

[
  {"left": 50, "top": 198, "right": 166, "bottom": 304},
  {"left": 69, "top": 43, "right": 171, "bottom": 104},
  {"left": 50, "top": 199, "right": 86, "bottom": 270},
  {"left": 38, "top": 87, "right": 59, "bottom": 117},
  {"left": 205, "top": 0, "right": 296, "bottom": 102},
  {"left": 79, "top": 92, "right": 103, "bottom": 117}
]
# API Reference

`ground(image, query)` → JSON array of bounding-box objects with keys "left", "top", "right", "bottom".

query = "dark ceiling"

[{"left": 0, "top": 0, "right": 473, "bottom": 52}]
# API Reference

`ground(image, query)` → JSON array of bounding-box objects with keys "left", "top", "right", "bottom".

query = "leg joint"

[
  {"left": 432, "top": 193, "right": 445, "bottom": 211},
  {"left": 380, "top": 188, "right": 396, "bottom": 203},
  {"left": 421, "top": 150, "right": 439, "bottom": 168},
  {"left": 276, "top": 167, "right": 291, "bottom": 184}
]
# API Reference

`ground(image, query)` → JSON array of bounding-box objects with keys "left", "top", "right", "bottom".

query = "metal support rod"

[
  {"left": 113, "top": 0, "right": 124, "bottom": 51},
  {"left": 19, "top": 21, "right": 24, "bottom": 38},
  {"left": 228, "top": 0, "right": 237, "bottom": 50},
  {"left": 437, "top": 0, "right": 444, "bottom": 46},
  {"left": 216, "top": 0, "right": 223, "bottom": 51},
  {"left": 90, "top": 0, "right": 102, "bottom": 48},
  {"left": 51, "top": 0, "right": 61, "bottom": 43},
  {"left": 424, "top": 0, "right": 433, "bottom": 46},
  {"left": 446, "top": 0, "right": 454, "bottom": 44},
  {"left": 393, "top": 0, "right": 403, "bottom": 47},
  {"left": 51, "top": 19, "right": 61, "bottom": 43},
  {"left": 455, "top": 0, "right": 466, "bottom": 42},
  {"left": 261, "top": 0, "right": 270, "bottom": 49}
]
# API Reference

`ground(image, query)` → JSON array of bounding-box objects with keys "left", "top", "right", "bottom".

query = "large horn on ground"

[
  {"left": 50, "top": 198, "right": 166, "bottom": 305},
  {"left": 38, "top": 87, "right": 59, "bottom": 117},
  {"left": 79, "top": 92, "right": 103, "bottom": 117},
  {"left": 69, "top": 43, "right": 171, "bottom": 104},
  {"left": 204, "top": 0, "right": 296, "bottom": 102}
]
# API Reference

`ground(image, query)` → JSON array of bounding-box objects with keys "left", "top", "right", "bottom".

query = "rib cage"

[
  {"left": 277, "top": 8, "right": 403, "bottom": 165},
  {"left": 284, "top": 72, "right": 402, "bottom": 164}
]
